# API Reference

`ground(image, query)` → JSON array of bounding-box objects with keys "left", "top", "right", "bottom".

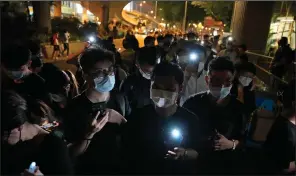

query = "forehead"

[
  {"left": 154, "top": 76, "right": 178, "bottom": 86},
  {"left": 209, "top": 71, "right": 233, "bottom": 80},
  {"left": 92, "top": 60, "right": 113, "bottom": 70}
]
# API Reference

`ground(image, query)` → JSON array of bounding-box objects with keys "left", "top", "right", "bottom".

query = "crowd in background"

[{"left": 1, "top": 28, "right": 295, "bottom": 175}]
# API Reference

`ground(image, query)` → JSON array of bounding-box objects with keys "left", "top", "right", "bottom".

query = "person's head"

[
  {"left": 157, "top": 36, "right": 165, "bottom": 47},
  {"left": 238, "top": 44, "right": 247, "bottom": 54},
  {"left": 79, "top": 48, "right": 115, "bottom": 93},
  {"left": 187, "top": 32, "right": 197, "bottom": 41},
  {"left": 64, "top": 29, "right": 68, "bottom": 33},
  {"left": 1, "top": 91, "right": 44, "bottom": 145},
  {"left": 45, "top": 69, "right": 71, "bottom": 104},
  {"left": 28, "top": 40, "right": 43, "bottom": 73},
  {"left": 206, "top": 57, "right": 234, "bottom": 100},
  {"left": 204, "top": 34, "right": 210, "bottom": 42},
  {"left": 144, "top": 36, "right": 155, "bottom": 47},
  {"left": 164, "top": 34, "right": 174, "bottom": 44},
  {"left": 1, "top": 43, "right": 32, "bottom": 81},
  {"left": 234, "top": 62, "right": 256, "bottom": 87},
  {"left": 278, "top": 37, "right": 288, "bottom": 47},
  {"left": 151, "top": 62, "right": 184, "bottom": 108},
  {"left": 64, "top": 70, "right": 80, "bottom": 99},
  {"left": 27, "top": 98, "right": 56, "bottom": 126},
  {"left": 226, "top": 40, "right": 234, "bottom": 50},
  {"left": 136, "top": 47, "right": 159, "bottom": 80}
]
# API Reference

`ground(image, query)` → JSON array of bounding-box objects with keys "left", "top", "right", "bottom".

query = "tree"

[
  {"left": 191, "top": 1, "right": 234, "bottom": 29},
  {"left": 157, "top": 2, "right": 184, "bottom": 23}
]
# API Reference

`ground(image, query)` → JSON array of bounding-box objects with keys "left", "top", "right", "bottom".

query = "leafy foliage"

[
  {"left": 191, "top": 1, "right": 234, "bottom": 28},
  {"left": 157, "top": 2, "right": 184, "bottom": 22}
]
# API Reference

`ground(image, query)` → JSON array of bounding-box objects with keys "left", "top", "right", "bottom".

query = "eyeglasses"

[{"left": 89, "top": 66, "right": 115, "bottom": 78}]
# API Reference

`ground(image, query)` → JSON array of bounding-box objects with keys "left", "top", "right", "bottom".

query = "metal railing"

[{"left": 246, "top": 51, "right": 289, "bottom": 93}]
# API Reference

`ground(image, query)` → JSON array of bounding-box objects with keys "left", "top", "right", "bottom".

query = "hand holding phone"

[
  {"left": 89, "top": 110, "right": 109, "bottom": 135},
  {"left": 28, "top": 162, "right": 36, "bottom": 173}
]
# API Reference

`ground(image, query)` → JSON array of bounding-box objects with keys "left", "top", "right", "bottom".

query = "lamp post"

[{"left": 155, "top": 1, "right": 158, "bottom": 19}]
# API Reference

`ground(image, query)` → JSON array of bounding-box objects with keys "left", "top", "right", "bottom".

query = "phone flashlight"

[
  {"left": 228, "top": 37, "right": 233, "bottom": 41},
  {"left": 201, "top": 41, "right": 204, "bottom": 45},
  {"left": 189, "top": 53, "right": 198, "bottom": 61},
  {"left": 28, "top": 162, "right": 37, "bottom": 173},
  {"left": 171, "top": 128, "right": 181, "bottom": 139},
  {"left": 89, "top": 36, "right": 95, "bottom": 43}
]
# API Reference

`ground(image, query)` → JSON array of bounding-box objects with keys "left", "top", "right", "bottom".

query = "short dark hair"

[
  {"left": 137, "top": 47, "right": 159, "bottom": 66},
  {"left": 152, "top": 62, "right": 184, "bottom": 86},
  {"left": 157, "top": 36, "right": 164, "bottom": 43},
  {"left": 208, "top": 57, "right": 234, "bottom": 74},
  {"left": 204, "top": 34, "right": 210, "bottom": 39},
  {"left": 2, "top": 42, "right": 32, "bottom": 69},
  {"left": 234, "top": 61, "right": 256, "bottom": 75},
  {"left": 79, "top": 48, "right": 115, "bottom": 73},
  {"left": 187, "top": 32, "right": 197, "bottom": 39},
  {"left": 238, "top": 44, "right": 247, "bottom": 51},
  {"left": 1, "top": 91, "right": 27, "bottom": 133},
  {"left": 144, "top": 36, "right": 155, "bottom": 46}
]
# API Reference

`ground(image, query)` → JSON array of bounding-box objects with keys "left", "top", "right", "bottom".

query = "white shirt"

[{"left": 64, "top": 32, "right": 70, "bottom": 43}]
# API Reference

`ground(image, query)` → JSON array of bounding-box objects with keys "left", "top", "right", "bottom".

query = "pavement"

[{"left": 46, "top": 34, "right": 147, "bottom": 73}]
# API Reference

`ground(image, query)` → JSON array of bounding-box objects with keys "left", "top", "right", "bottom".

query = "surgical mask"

[
  {"left": 51, "top": 94, "right": 67, "bottom": 103},
  {"left": 198, "top": 62, "right": 205, "bottom": 72},
  {"left": 139, "top": 68, "right": 152, "bottom": 80},
  {"left": 150, "top": 89, "right": 178, "bottom": 108},
  {"left": 7, "top": 70, "right": 25, "bottom": 80},
  {"left": 209, "top": 85, "right": 232, "bottom": 99},
  {"left": 239, "top": 76, "right": 253, "bottom": 87},
  {"left": 94, "top": 75, "right": 115, "bottom": 93}
]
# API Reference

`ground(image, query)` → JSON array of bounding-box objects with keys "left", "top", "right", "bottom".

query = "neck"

[
  {"left": 155, "top": 104, "right": 178, "bottom": 117},
  {"left": 22, "top": 123, "right": 48, "bottom": 141},
  {"left": 86, "top": 87, "right": 110, "bottom": 103}
]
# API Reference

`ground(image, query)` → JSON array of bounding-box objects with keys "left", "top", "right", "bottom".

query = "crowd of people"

[{"left": 1, "top": 30, "right": 295, "bottom": 175}]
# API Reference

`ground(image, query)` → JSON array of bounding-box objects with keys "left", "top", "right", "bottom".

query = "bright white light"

[
  {"left": 228, "top": 37, "right": 233, "bottom": 41},
  {"left": 213, "top": 30, "right": 218, "bottom": 36},
  {"left": 89, "top": 36, "right": 95, "bottom": 42},
  {"left": 76, "top": 3, "right": 83, "bottom": 14},
  {"left": 190, "top": 53, "right": 198, "bottom": 61},
  {"left": 87, "top": 10, "right": 92, "bottom": 15},
  {"left": 171, "top": 129, "right": 181, "bottom": 138},
  {"left": 201, "top": 41, "right": 204, "bottom": 45}
]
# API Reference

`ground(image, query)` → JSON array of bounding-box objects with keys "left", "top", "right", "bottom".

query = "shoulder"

[
  {"left": 41, "top": 133, "right": 67, "bottom": 148},
  {"left": 183, "top": 91, "right": 208, "bottom": 108},
  {"left": 26, "top": 73, "right": 45, "bottom": 84},
  {"left": 176, "top": 106, "right": 199, "bottom": 121}
]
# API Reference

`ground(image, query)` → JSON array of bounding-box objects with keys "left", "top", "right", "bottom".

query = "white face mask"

[
  {"left": 209, "top": 85, "right": 232, "bottom": 100},
  {"left": 139, "top": 67, "right": 152, "bottom": 80},
  {"left": 150, "top": 89, "right": 178, "bottom": 108},
  {"left": 239, "top": 76, "right": 252, "bottom": 87},
  {"left": 198, "top": 62, "right": 205, "bottom": 72},
  {"left": 51, "top": 93, "right": 67, "bottom": 103}
]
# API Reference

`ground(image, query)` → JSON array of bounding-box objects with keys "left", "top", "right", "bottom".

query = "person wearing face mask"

[
  {"left": 1, "top": 42, "right": 50, "bottom": 103},
  {"left": 63, "top": 48, "right": 128, "bottom": 174},
  {"left": 177, "top": 41, "right": 208, "bottom": 105},
  {"left": 263, "top": 79, "right": 296, "bottom": 174},
  {"left": 120, "top": 47, "right": 159, "bottom": 112},
  {"left": 1, "top": 91, "right": 74, "bottom": 175},
  {"left": 218, "top": 40, "right": 238, "bottom": 64},
  {"left": 231, "top": 62, "right": 257, "bottom": 121},
  {"left": 183, "top": 57, "right": 246, "bottom": 174},
  {"left": 122, "top": 62, "right": 202, "bottom": 174}
]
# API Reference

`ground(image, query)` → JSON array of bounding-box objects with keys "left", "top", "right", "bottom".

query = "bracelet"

[{"left": 232, "top": 140, "right": 236, "bottom": 150}]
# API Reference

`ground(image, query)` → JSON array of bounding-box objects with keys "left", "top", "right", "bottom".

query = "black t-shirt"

[
  {"left": 63, "top": 92, "right": 124, "bottom": 174},
  {"left": 2, "top": 72, "right": 49, "bottom": 103},
  {"left": 1, "top": 133, "right": 73, "bottom": 175},
  {"left": 122, "top": 104, "right": 202, "bottom": 174},
  {"left": 264, "top": 116, "right": 296, "bottom": 173},
  {"left": 182, "top": 91, "right": 245, "bottom": 173},
  {"left": 120, "top": 71, "right": 153, "bottom": 111}
]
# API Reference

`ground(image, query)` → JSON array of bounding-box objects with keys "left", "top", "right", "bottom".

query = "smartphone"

[
  {"left": 94, "top": 109, "right": 106, "bottom": 121},
  {"left": 28, "top": 162, "right": 37, "bottom": 173}
]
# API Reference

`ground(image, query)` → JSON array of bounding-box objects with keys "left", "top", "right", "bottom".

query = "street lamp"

[
  {"left": 143, "top": 1, "right": 146, "bottom": 3},
  {"left": 150, "top": 10, "right": 153, "bottom": 14},
  {"left": 161, "top": 18, "right": 164, "bottom": 21}
]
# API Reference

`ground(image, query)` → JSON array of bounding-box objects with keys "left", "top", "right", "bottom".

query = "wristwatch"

[{"left": 232, "top": 139, "right": 236, "bottom": 150}]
